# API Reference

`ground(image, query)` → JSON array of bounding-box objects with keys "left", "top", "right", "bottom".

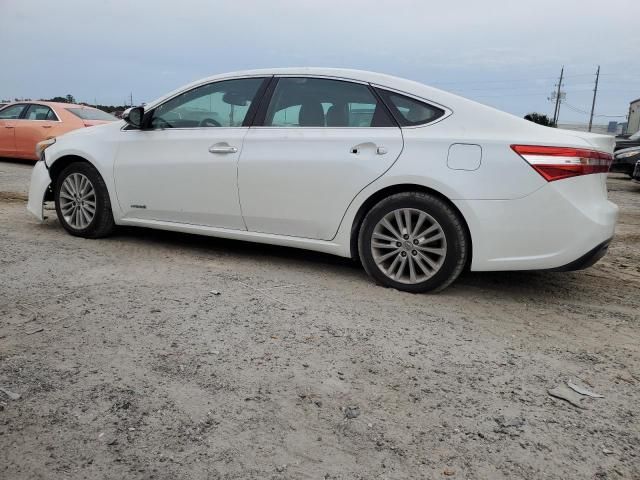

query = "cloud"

[{"left": 1, "top": 0, "right": 638, "bottom": 121}]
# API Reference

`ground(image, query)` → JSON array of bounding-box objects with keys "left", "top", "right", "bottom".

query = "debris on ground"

[
  {"left": 548, "top": 384, "right": 588, "bottom": 409},
  {"left": 16, "top": 303, "right": 38, "bottom": 322},
  {"left": 494, "top": 415, "right": 525, "bottom": 435},
  {"left": 0, "top": 387, "right": 21, "bottom": 400},
  {"left": 615, "top": 373, "right": 636, "bottom": 384},
  {"left": 567, "top": 381, "right": 604, "bottom": 398},
  {"left": 344, "top": 405, "right": 360, "bottom": 419},
  {"left": 209, "top": 290, "right": 221, "bottom": 295},
  {"left": 25, "top": 326, "right": 44, "bottom": 335},
  {"left": 443, "top": 467, "right": 456, "bottom": 476}
]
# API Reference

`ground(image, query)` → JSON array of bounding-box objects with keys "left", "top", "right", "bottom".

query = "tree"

[
  {"left": 524, "top": 113, "right": 555, "bottom": 127},
  {"left": 65, "top": 94, "right": 76, "bottom": 104}
]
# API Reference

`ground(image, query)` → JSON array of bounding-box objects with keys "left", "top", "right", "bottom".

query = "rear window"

[
  {"left": 66, "top": 108, "right": 116, "bottom": 121},
  {"left": 376, "top": 89, "right": 446, "bottom": 126}
]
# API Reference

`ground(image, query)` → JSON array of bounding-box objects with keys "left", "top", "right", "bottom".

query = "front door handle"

[
  {"left": 208, "top": 143, "right": 238, "bottom": 154},
  {"left": 41, "top": 125, "right": 52, "bottom": 129},
  {"left": 377, "top": 146, "right": 388, "bottom": 155},
  {"left": 4, "top": 126, "right": 14, "bottom": 129}
]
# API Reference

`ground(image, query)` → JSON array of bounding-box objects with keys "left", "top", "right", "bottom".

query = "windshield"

[{"left": 66, "top": 108, "right": 116, "bottom": 121}]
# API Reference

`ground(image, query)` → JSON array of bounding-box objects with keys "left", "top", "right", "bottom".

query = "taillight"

[{"left": 511, "top": 145, "right": 613, "bottom": 182}]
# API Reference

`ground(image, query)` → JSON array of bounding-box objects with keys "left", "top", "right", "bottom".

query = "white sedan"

[{"left": 27, "top": 68, "right": 617, "bottom": 292}]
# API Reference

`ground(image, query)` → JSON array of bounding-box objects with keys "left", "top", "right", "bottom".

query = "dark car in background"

[
  {"left": 615, "top": 130, "right": 640, "bottom": 151},
  {"left": 632, "top": 160, "right": 640, "bottom": 184},
  {"left": 611, "top": 146, "right": 640, "bottom": 177}
]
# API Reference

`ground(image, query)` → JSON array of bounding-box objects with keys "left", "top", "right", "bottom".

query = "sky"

[{"left": 1, "top": 0, "right": 638, "bottom": 125}]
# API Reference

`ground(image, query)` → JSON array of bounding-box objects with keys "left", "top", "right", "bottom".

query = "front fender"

[
  {"left": 44, "top": 129, "right": 123, "bottom": 221},
  {"left": 27, "top": 161, "right": 51, "bottom": 221}
]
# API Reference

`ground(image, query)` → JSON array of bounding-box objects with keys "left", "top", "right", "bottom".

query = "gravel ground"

[
  {"left": 0, "top": 160, "right": 31, "bottom": 199},
  {"left": 1, "top": 162, "right": 639, "bottom": 479}
]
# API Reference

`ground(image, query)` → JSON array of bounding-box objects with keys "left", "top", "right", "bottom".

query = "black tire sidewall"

[
  {"left": 358, "top": 193, "right": 467, "bottom": 293},
  {"left": 54, "top": 162, "right": 112, "bottom": 238}
]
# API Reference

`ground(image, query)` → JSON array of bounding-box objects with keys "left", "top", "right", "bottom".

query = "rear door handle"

[
  {"left": 350, "top": 143, "right": 388, "bottom": 155},
  {"left": 208, "top": 143, "right": 238, "bottom": 154},
  {"left": 41, "top": 125, "right": 52, "bottom": 128},
  {"left": 5, "top": 126, "right": 14, "bottom": 129}
]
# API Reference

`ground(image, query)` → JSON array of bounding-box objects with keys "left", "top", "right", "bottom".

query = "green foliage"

[
  {"left": 47, "top": 96, "right": 68, "bottom": 103},
  {"left": 524, "top": 112, "right": 555, "bottom": 127},
  {"left": 41, "top": 95, "right": 128, "bottom": 114}
]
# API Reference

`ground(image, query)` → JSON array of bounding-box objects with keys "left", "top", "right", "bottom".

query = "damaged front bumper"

[{"left": 27, "top": 160, "right": 51, "bottom": 222}]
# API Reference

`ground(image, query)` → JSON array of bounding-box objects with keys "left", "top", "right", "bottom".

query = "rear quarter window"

[{"left": 376, "top": 89, "right": 445, "bottom": 126}]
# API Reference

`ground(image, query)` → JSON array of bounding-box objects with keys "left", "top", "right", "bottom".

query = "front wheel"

[
  {"left": 54, "top": 162, "right": 115, "bottom": 238},
  {"left": 358, "top": 192, "right": 469, "bottom": 293}
]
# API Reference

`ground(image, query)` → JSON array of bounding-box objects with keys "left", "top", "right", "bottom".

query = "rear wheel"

[
  {"left": 358, "top": 192, "right": 468, "bottom": 293},
  {"left": 54, "top": 162, "right": 114, "bottom": 238}
]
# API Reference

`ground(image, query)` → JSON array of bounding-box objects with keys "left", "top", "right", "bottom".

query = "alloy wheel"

[
  {"left": 59, "top": 173, "right": 97, "bottom": 229},
  {"left": 370, "top": 208, "right": 447, "bottom": 284}
]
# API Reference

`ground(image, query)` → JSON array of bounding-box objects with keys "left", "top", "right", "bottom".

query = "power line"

[
  {"left": 430, "top": 74, "right": 639, "bottom": 87},
  {"left": 564, "top": 102, "right": 625, "bottom": 118}
]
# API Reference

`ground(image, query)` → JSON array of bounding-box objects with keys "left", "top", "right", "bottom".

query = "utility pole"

[
  {"left": 588, "top": 65, "right": 600, "bottom": 132},
  {"left": 130, "top": 92, "right": 133, "bottom": 107},
  {"left": 552, "top": 66, "right": 564, "bottom": 126}
]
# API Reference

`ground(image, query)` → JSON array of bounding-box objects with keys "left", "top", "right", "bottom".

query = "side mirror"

[{"left": 123, "top": 106, "right": 144, "bottom": 128}]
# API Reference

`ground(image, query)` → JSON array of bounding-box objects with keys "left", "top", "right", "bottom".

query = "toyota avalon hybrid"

[{"left": 27, "top": 68, "right": 617, "bottom": 292}]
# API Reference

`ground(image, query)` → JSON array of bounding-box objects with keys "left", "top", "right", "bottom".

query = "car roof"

[
  {"left": 3, "top": 101, "right": 95, "bottom": 109},
  {"left": 145, "top": 67, "right": 468, "bottom": 111}
]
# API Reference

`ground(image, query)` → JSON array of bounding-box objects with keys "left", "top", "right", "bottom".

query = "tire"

[
  {"left": 358, "top": 192, "right": 469, "bottom": 293},
  {"left": 54, "top": 162, "right": 115, "bottom": 238}
]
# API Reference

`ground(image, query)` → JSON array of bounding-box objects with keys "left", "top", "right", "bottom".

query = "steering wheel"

[
  {"left": 199, "top": 118, "right": 221, "bottom": 127},
  {"left": 151, "top": 117, "right": 172, "bottom": 129}
]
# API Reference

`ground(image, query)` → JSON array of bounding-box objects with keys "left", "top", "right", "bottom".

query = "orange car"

[{"left": 0, "top": 101, "right": 116, "bottom": 160}]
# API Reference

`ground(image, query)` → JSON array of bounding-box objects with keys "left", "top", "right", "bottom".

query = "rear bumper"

[
  {"left": 455, "top": 174, "right": 618, "bottom": 271},
  {"left": 550, "top": 239, "right": 611, "bottom": 271},
  {"left": 27, "top": 161, "right": 51, "bottom": 221}
]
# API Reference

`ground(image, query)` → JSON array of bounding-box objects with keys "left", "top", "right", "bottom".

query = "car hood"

[
  {"left": 81, "top": 120, "right": 114, "bottom": 128},
  {"left": 57, "top": 119, "right": 125, "bottom": 140}
]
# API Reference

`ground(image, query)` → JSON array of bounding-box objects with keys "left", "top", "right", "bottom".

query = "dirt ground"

[{"left": 1, "top": 160, "right": 639, "bottom": 479}]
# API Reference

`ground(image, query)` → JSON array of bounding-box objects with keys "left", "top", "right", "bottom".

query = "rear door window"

[
  {"left": 263, "top": 77, "right": 395, "bottom": 127},
  {"left": 376, "top": 89, "right": 445, "bottom": 126},
  {"left": 24, "top": 104, "right": 58, "bottom": 121}
]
